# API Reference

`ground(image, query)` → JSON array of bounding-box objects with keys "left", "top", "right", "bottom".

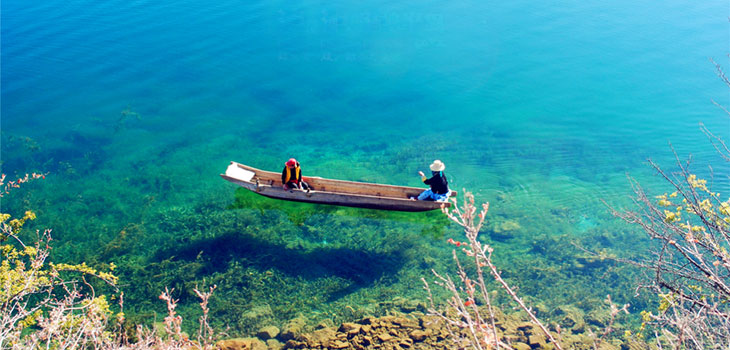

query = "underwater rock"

[
  {"left": 375, "top": 333, "right": 393, "bottom": 342},
  {"left": 214, "top": 308, "right": 623, "bottom": 349},
  {"left": 585, "top": 307, "right": 612, "bottom": 329},
  {"left": 390, "top": 315, "right": 418, "bottom": 328},
  {"left": 238, "top": 304, "right": 275, "bottom": 335},
  {"left": 515, "top": 321, "right": 535, "bottom": 333},
  {"left": 552, "top": 305, "right": 587, "bottom": 333},
  {"left": 339, "top": 322, "right": 361, "bottom": 337},
  {"left": 256, "top": 326, "right": 280, "bottom": 340},
  {"left": 398, "top": 337, "right": 414, "bottom": 348},
  {"left": 356, "top": 316, "right": 377, "bottom": 325},
  {"left": 391, "top": 296, "right": 426, "bottom": 313},
  {"left": 408, "top": 329, "right": 427, "bottom": 342},
  {"left": 243, "top": 305, "right": 274, "bottom": 322},
  {"left": 599, "top": 340, "right": 621, "bottom": 350},
  {"left": 315, "top": 319, "right": 334, "bottom": 330},
  {"left": 528, "top": 333, "right": 547, "bottom": 348},
  {"left": 280, "top": 315, "right": 308, "bottom": 341},
  {"left": 328, "top": 339, "right": 349, "bottom": 349},
  {"left": 300, "top": 326, "right": 336, "bottom": 348},
  {"left": 496, "top": 192, "right": 510, "bottom": 202},
  {"left": 265, "top": 339, "right": 283, "bottom": 350},
  {"left": 216, "top": 337, "right": 267, "bottom": 350},
  {"left": 489, "top": 219, "right": 522, "bottom": 240},
  {"left": 512, "top": 342, "right": 531, "bottom": 350},
  {"left": 624, "top": 338, "right": 651, "bottom": 350},
  {"left": 282, "top": 339, "right": 305, "bottom": 349},
  {"left": 360, "top": 324, "right": 372, "bottom": 334}
]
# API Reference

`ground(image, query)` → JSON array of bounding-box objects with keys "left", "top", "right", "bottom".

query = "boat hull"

[{"left": 220, "top": 162, "right": 452, "bottom": 212}]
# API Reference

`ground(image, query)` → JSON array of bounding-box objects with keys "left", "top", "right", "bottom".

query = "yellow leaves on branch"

[
  {"left": 655, "top": 174, "right": 730, "bottom": 228},
  {"left": 51, "top": 262, "right": 119, "bottom": 285},
  {"left": 18, "top": 309, "right": 43, "bottom": 328},
  {"left": 720, "top": 201, "right": 730, "bottom": 216},
  {"left": 0, "top": 248, "right": 53, "bottom": 304},
  {"left": 699, "top": 199, "right": 713, "bottom": 212},
  {"left": 657, "top": 293, "right": 675, "bottom": 313},
  {"left": 664, "top": 210, "right": 679, "bottom": 224},
  {"left": 656, "top": 194, "right": 673, "bottom": 207},
  {"left": 82, "top": 294, "right": 113, "bottom": 319},
  {"left": 687, "top": 174, "right": 708, "bottom": 192},
  {"left": 1, "top": 210, "right": 37, "bottom": 240}
]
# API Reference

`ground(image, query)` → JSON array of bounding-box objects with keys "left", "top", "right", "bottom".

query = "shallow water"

[{"left": 2, "top": 0, "right": 729, "bottom": 335}]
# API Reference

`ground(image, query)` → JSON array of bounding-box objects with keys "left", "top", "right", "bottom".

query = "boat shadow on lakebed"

[{"left": 152, "top": 231, "right": 406, "bottom": 289}]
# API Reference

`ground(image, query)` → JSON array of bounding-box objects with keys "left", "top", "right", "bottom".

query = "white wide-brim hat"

[{"left": 429, "top": 160, "right": 445, "bottom": 172}]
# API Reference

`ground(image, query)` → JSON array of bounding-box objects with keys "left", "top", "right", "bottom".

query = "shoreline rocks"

[
  {"left": 216, "top": 313, "right": 567, "bottom": 350},
  {"left": 216, "top": 304, "right": 644, "bottom": 350}
]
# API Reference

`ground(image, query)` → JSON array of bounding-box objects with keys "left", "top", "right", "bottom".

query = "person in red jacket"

[{"left": 281, "top": 158, "right": 311, "bottom": 190}]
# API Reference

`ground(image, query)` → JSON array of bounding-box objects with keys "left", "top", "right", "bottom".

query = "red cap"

[{"left": 285, "top": 158, "right": 297, "bottom": 167}]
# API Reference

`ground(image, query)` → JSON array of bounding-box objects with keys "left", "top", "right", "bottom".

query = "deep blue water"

[
  {"left": 2, "top": 0, "right": 729, "bottom": 335},
  {"left": 4, "top": 0, "right": 727, "bottom": 225}
]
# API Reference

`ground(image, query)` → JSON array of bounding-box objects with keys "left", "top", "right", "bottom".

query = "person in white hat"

[{"left": 416, "top": 160, "right": 451, "bottom": 201}]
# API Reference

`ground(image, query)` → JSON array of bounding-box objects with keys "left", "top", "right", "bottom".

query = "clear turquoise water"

[{"left": 2, "top": 0, "right": 729, "bottom": 335}]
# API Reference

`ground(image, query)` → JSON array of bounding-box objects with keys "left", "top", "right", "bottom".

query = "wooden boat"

[{"left": 221, "top": 161, "right": 454, "bottom": 212}]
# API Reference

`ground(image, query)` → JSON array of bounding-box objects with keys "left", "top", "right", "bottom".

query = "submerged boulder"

[
  {"left": 256, "top": 325, "right": 280, "bottom": 340},
  {"left": 489, "top": 219, "right": 522, "bottom": 240},
  {"left": 215, "top": 337, "right": 266, "bottom": 350},
  {"left": 280, "top": 315, "right": 308, "bottom": 341}
]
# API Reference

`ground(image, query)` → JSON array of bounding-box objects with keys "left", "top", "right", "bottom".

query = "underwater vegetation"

[
  {"left": 229, "top": 187, "right": 452, "bottom": 238},
  {"left": 0, "top": 107, "right": 664, "bottom": 338}
]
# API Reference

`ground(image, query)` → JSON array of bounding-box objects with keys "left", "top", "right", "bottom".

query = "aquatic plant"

[
  {"left": 114, "top": 105, "right": 142, "bottom": 132},
  {"left": 1, "top": 174, "right": 120, "bottom": 348},
  {"left": 0, "top": 173, "right": 221, "bottom": 349},
  {"left": 230, "top": 187, "right": 450, "bottom": 236},
  {"left": 423, "top": 192, "right": 639, "bottom": 349}
]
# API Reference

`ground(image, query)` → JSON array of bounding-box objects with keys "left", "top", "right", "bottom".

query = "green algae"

[
  {"left": 230, "top": 187, "right": 451, "bottom": 238},
  {"left": 0, "top": 158, "right": 650, "bottom": 337},
  {"left": 0, "top": 120, "right": 667, "bottom": 338}
]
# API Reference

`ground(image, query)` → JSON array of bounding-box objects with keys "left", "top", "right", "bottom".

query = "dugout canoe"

[{"left": 220, "top": 161, "right": 453, "bottom": 212}]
